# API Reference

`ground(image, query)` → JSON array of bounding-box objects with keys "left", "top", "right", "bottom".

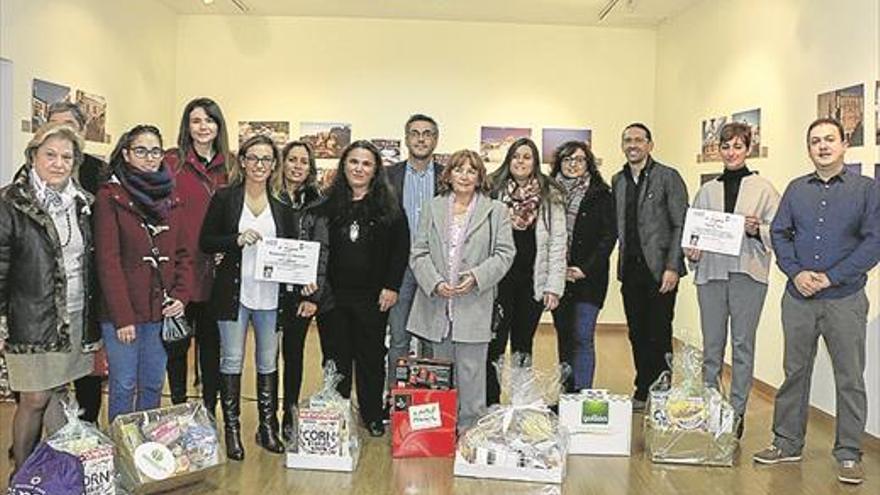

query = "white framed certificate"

[
  {"left": 254, "top": 237, "right": 320, "bottom": 285},
  {"left": 681, "top": 208, "right": 745, "bottom": 257}
]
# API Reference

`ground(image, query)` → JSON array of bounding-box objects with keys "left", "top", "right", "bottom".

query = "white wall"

[
  {"left": 655, "top": 0, "right": 880, "bottom": 436},
  {"left": 0, "top": 0, "right": 178, "bottom": 180},
  {"left": 175, "top": 15, "right": 660, "bottom": 325}
]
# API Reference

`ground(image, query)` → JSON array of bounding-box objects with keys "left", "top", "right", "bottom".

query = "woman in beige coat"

[{"left": 408, "top": 150, "right": 515, "bottom": 430}]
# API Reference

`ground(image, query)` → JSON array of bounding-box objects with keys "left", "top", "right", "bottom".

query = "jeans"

[
  {"left": 101, "top": 321, "right": 166, "bottom": 422},
  {"left": 386, "top": 268, "right": 426, "bottom": 389},
  {"left": 218, "top": 305, "right": 279, "bottom": 374},
  {"left": 553, "top": 299, "right": 601, "bottom": 392}
]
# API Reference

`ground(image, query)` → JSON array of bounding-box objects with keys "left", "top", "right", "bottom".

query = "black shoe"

[
  {"left": 282, "top": 412, "right": 294, "bottom": 444},
  {"left": 368, "top": 420, "right": 385, "bottom": 437},
  {"left": 219, "top": 373, "right": 245, "bottom": 461},
  {"left": 382, "top": 401, "right": 391, "bottom": 424},
  {"left": 255, "top": 372, "right": 285, "bottom": 454},
  {"left": 736, "top": 414, "right": 745, "bottom": 439}
]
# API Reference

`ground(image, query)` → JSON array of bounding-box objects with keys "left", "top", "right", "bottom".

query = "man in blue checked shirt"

[{"left": 753, "top": 118, "right": 880, "bottom": 485}]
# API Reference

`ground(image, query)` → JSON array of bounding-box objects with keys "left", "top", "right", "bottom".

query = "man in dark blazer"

[
  {"left": 611, "top": 123, "right": 688, "bottom": 411},
  {"left": 384, "top": 114, "right": 444, "bottom": 417}
]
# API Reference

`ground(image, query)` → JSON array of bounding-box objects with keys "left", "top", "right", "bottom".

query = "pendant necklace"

[
  {"left": 349, "top": 220, "right": 360, "bottom": 242},
  {"left": 58, "top": 208, "right": 73, "bottom": 248}
]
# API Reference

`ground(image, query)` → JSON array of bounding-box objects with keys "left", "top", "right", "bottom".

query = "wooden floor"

[{"left": 1, "top": 324, "right": 877, "bottom": 494}]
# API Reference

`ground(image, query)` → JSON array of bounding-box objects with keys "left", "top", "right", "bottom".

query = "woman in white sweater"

[{"left": 685, "top": 122, "right": 780, "bottom": 438}]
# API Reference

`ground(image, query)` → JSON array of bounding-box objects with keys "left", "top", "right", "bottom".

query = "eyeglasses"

[
  {"left": 130, "top": 146, "right": 164, "bottom": 160},
  {"left": 562, "top": 156, "right": 588, "bottom": 166},
  {"left": 407, "top": 129, "right": 437, "bottom": 140},
  {"left": 244, "top": 155, "right": 275, "bottom": 167}
]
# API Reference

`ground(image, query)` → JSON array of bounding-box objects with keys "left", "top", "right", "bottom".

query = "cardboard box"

[
  {"left": 391, "top": 388, "right": 457, "bottom": 458},
  {"left": 394, "top": 357, "right": 454, "bottom": 390},
  {"left": 286, "top": 399, "right": 359, "bottom": 472},
  {"left": 559, "top": 390, "right": 632, "bottom": 456}
]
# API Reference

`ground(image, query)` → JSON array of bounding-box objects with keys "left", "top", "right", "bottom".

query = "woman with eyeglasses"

[
  {"left": 1, "top": 123, "right": 99, "bottom": 471},
  {"left": 94, "top": 125, "right": 192, "bottom": 422},
  {"left": 549, "top": 141, "right": 616, "bottom": 393},
  {"left": 314, "top": 140, "right": 408, "bottom": 437},
  {"left": 164, "top": 97, "right": 231, "bottom": 413},
  {"left": 486, "top": 137, "right": 567, "bottom": 406},
  {"left": 200, "top": 135, "right": 286, "bottom": 460}
]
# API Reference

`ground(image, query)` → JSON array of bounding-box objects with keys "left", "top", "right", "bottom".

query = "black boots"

[
  {"left": 220, "top": 373, "right": 245, "bottom": 461},
  {"left": 256, "top": 372, "right": 285, "bottom": 454}
]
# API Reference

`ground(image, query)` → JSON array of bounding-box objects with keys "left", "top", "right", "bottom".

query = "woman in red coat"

[
  {"left": 163, "top": 98, "right": 231, "bottom": 414},
  {"left": 94, "top": 125, "right": 192, "bottom": 421}
]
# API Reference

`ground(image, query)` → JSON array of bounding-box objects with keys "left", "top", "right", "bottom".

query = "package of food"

[
  {"left": 559, "top": 389, "right": 632, "bottom": 456},
  {"left": 644, "top": 345, "right": 739, "bottom": 466},
  {"left": 394, "top": 357, "right": 454, "bottom": 390},
  {"left": 286, "top": 361, "right": 360, "bottom": 472},
  {"left": 454, "top": 353, "right": 568, "bottom": 484},
  {"left": 391, "top": 387, "right": 457, "bottom": 458},
  {"left": 46, "top": 397, "right": 116, "bottom": 495},
  {"left": 110, "top": 402, "right": 224, "bottom": 494}
]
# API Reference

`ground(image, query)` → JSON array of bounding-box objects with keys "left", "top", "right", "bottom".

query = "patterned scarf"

[
  {"left": 555, "top": 173, "right": 590, "bottom": 250},
  {"left": 29, "top": 167, "right": 79, "bottom": 214},
  {"left": 499, "top": 177, "right": 541, "bottom": 230},
  {"left": 115, "top": 163, "right": 174, "bottom": 222}
]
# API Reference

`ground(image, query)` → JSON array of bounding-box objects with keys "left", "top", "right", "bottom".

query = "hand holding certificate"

[
  {"left": 681, "top": 208, "right": 745, "bottom": 257},
  {"left": 254, "top": 237, "right": 320, "bottom": 285}
]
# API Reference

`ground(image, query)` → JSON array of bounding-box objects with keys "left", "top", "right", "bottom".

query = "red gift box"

[{"left": 391, "top": 388, "right": 457, "bottom": 458}]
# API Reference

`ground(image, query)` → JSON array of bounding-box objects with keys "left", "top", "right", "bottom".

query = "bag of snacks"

[
  {"left": 8, "top": 442, "right": 84, "bottom": 495},
  {"left": 46, "top": 397, "right": 116, "bottom": 495},
  {"left": 110, "top": 402, "right": 224, "bottom": 494},
  {"left": 286, "top": 361, "right": 360, "bottom": 472},
  {"left": 454, "top": 353, "right": 568, "bottom": 484},
  {"left": 645, "top": 344, "right": 739, "bottom": 466}
]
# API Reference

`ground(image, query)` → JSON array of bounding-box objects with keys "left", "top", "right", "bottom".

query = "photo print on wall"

[
  {"left": 300, "top": 122, "right": 352, "bottom": 159},
  {"left": 370, "top": 139, "right": 401, "bottom": 167},
  {"left": 480, "top": 126, "right": 532, "bottom": 163},
  {"left": 700, "top": 116, "right": 727, "bottom": 162},
  {"left": 238, "top": 121, "right": 290, "bottom": 149},
  {"left": 817, "top": 83, "right": 864, "bottom": 147},
  {"left": 75, "top": 90, "right": 107, "bottom": 143},
  {"left": 541, "top": 128, "right": 592, "bottom": 164},
  {"left": 433, "top": 153, "right": 452, "bottom": 167},
  {"left": 32, "top": 78, "right": 71, "bottom": 130},
  {"left": 730, "top": 108, "right": 761, "bottom": 158}
]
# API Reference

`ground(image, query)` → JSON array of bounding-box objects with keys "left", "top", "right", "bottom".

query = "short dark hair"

[
  {"left": 806, "top": 117, "right": 846, "bottom": 143},
  {"left": 719, "top": 122, "right": 752, "bottom": 149},
  {"left": 549, "top": 140, "right": 605, "bottom": 188},
  {"left": 47, "top": 101, "right": 86, "bottom": 130},
  {"left": 405, "top": 114, "right": 438, "bottom": 134},
  {"left": 623, "top": 122, "right": 652, "bottom": 142}
]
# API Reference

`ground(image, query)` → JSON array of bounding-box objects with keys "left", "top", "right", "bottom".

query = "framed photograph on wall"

[
  {"left": 75, "top": 90, "right": 107, "bottom": 143},
  {"left": 238, "top": 121, "right": 289, "bottom": 149},
  {"left": 300, "top": 122, "right": 351, "bottom": 159},
  {"left": 701, "top": 116, "right": 727, "bottom": 162},
  {"left": 32, "top": 78, "right": 70, "bottom": 130},
  {"left": 818, "top": 83, "right": 864, "bottom": 147},
  {"left": 479, "top": 126, "right": 531, "bottom": 163},
  {"left": 541, "top": 128, "right": 592, "bottom": 164},
  {"left": 730, "top": 108, "right": 761, "bottom": 158},
  {"left": 370, "top": 138, "right": 401, "bottom": 166}
]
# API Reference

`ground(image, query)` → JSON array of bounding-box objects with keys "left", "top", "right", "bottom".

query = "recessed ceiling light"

[{"left": 202, "top": 0, "right": 215, "bottom": 5}]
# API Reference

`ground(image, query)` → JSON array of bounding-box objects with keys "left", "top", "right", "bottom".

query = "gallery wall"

[
  {"left": 0, "top": 0, "right": 178, "bottom": 179},
  {"left": 654, "top": 0, "right": 880, "bottom": 436}
]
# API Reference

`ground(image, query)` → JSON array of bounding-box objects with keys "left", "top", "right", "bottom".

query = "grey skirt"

[{"left": 6, "top": 311, "right": 94, "bottom": 392}]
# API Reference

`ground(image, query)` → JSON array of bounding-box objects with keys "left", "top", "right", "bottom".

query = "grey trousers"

[
  {"left": 697, "top": 274, "right": 768, "bottom": 415},
  {"left": 772, "top": 289, "right": 868, "bottom": 462},
  {"left": 432, "top": 334, "right": 488, "bottom": 433}
]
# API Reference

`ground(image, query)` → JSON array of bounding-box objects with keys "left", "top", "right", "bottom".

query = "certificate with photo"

[
  {"left": 255, "top": 237, "right": 320, "bottom": 285},
  {"left": 681, "top": 208, "right": 745, "bottom": 257}
]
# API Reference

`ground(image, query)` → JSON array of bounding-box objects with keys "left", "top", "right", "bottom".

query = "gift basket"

[
  {"left": 559, "top": 389, "right": 632, "bottom": 456},
  {"left": 110, "top": 401, "right": 224, "bottom": 494},
  {"left": 454, "top": 353, "right": 568, "bottom": 484},
  {"left": 644, "top": 344, "right": 739, "bottom": 466},
  {"left": 286, "top": 361, "right": 360, "bottom": 472},
  {"left": 46, "top": 398, "right": 116, "bottom": 495}
]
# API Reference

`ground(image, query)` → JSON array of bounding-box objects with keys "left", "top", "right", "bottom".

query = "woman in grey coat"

[
  {"left": 408, "top": 150, "right": 515, "bottom": 430},
  {"left": 685, "top": 122, "right": 780, "bottom": 438}
]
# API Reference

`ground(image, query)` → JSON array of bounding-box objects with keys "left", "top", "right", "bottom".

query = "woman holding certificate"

[
  {"left": 200, "top": 135, "right": 286, "bottom": 459},
  {"left": 684, "top": 122, "right": 780, "bottom": 438},
  {"left": 316, "top": 140, "right": 408, "bottom": 437}
]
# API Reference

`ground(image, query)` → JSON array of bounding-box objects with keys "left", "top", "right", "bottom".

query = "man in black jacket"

[
  {"left": 611, "top": 123, "right": 688, "bottom": 411},
  {"left": 383, "top": 114, "right": 444, "bottom": 417}
]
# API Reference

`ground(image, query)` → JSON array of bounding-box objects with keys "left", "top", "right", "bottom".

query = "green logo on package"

[{"left": 581, "top": 399, "right": 609, "bottom": 425}]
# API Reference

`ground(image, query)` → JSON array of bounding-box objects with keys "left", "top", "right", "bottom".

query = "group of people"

[{"left": 0, "top": 96, "right": 876, "bottom": 485}]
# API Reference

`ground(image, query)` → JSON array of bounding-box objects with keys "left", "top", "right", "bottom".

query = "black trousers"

[
  {"left": 164, "top": 301, "right": 220, "bottom": 408},
  {"left": 621, "top": 257, "right": 676, "bottom": 401},
  {"left": 74, "top": 375, "right": 102, "bottom": 423},
  {"left": 319, "top": 299, "right": 388, "bottom": 424},
  {"left": 281, "top": 312, "right": 313, "bottom": 418},
  {"left": 486, "top": 269, "right": 544, "bottom": 406}
]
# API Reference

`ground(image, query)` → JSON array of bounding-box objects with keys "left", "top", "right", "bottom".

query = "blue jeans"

[
  {"left": 386, "top": 267, "right": 418, "bottom": 389},
  {"left": 101, "top": 321, "right": 166, "bottom": 422},
  {"left": 218, "top": 305, "right": 279, "bottom": 374},
  {"left": 552, "top": 300, "right": 600, "bottom": 391}
]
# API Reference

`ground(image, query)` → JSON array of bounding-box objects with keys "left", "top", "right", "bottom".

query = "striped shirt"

[{"left": 403, "top": 160, "right": 436, "bottom": 241}]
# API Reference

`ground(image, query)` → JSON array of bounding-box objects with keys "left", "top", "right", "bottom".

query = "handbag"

[{"left": 141, "top": 222, "right": 193, "bottom": 343}]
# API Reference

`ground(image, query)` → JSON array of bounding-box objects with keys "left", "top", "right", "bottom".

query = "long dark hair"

[
  {"left": 104, "top": 124, "right": 164, "bottom": 182},
  {"left": 489, "top": 137, "right": 564, "bottom": 208},
  {"left": 175, "top": 97, "right": 231, "bottom": 168},
  {"left": 550, "top": 140, "right": 607, "bottom": 190},
  {"left": 324, "top": 140, "right": 401, "bottom": 225}
]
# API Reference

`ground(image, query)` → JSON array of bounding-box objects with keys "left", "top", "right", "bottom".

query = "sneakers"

[
  {"left": 837, "top": 460, "right": 864, "bottom": 485},
  {"left": 752, "top": 445, "right": 802, "bottom": 465}
]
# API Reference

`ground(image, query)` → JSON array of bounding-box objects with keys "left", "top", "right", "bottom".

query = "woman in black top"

[{"left": 316, "top": 140, "right": 408, "bottom": 437}]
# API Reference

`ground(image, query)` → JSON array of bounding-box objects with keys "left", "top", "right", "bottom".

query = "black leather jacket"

[{"left": 0, "top": 165, "right": 100, "bottom": 354}]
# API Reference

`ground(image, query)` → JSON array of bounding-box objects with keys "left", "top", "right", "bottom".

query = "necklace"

[
  {"left": 349, "top": 220, "right": 360, "bottom": 242},
  {"left": 57, "top": 208, "right": 73, "bottom": 248}
]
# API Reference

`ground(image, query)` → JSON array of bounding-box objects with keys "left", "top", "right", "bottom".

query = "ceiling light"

[{"left": 202, "top": 0, "right": 215, "bottom": 5}]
